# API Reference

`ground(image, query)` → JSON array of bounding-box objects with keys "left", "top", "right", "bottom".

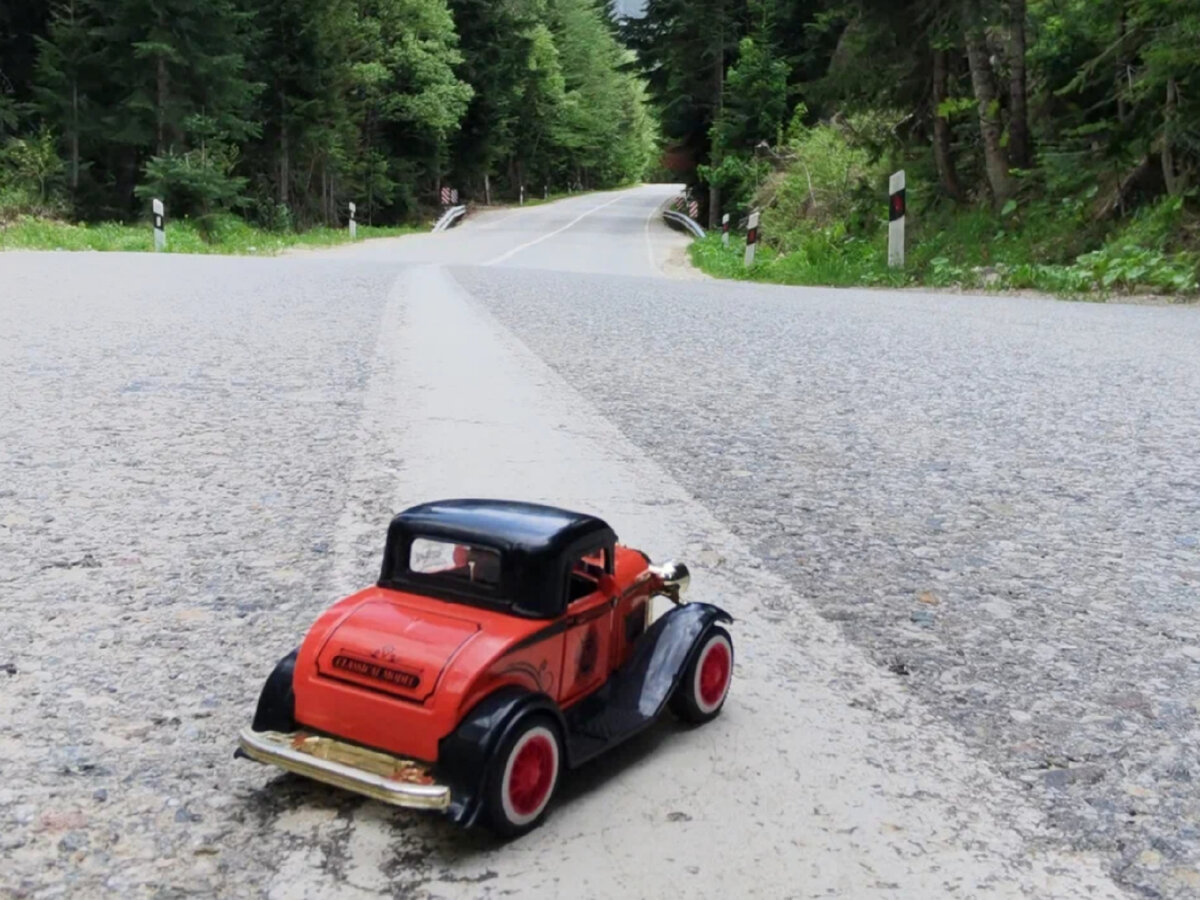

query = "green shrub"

[{"left": 0, "top": 128, "right": 66, "bottom": 217}]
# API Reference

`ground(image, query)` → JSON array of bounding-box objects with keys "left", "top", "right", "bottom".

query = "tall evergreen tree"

[{"left": 33, "top": 0, "right": 101, "bottom": 198}]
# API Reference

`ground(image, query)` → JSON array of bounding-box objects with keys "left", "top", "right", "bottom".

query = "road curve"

[
  {"left": 3, "top": 186, "right": 1197, "bottom": 899},
  {"left": 323, "top": 182, "right": 694, "bottom": 278}
]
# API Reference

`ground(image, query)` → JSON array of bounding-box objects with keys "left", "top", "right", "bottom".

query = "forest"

[
  {"left": 0, "top": 0, "right": 655, "bottom": 231},
  {"left": 2, "top": 0, "right": 1198, "bottom": 293},
  {"left": 626, "top": 0, "right": 1200, "bottom": 294}
]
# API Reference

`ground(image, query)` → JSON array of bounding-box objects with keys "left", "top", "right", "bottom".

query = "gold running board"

[{"left": 238, "top": 728, "right": 451, "bottom": 811}]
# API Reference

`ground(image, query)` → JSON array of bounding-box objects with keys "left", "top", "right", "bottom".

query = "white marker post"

[
  {"left": 744, "top": 210, "right": 760, "bottom": 268},
  {"left": 520, "top": 185, "right": 525, "bottom": 206},
  {"left": 348, "top": 202, "right": 357, "bottom": 239},
  {"left": 722, "top": 213, "right": 730, "bottom": 248},
  {"left": 152, "top": 198, "right": 165, "bottom": 252},
  {"left": 888, "top": 170, "right": 906, "bottom": 268},
  {"left": 544, "top": 184, "right": 549, "bottom": 200}
]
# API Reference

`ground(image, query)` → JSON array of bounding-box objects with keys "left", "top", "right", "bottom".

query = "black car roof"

[
  {"left": 379, "top": 500, "right": 617, "bottom": 618},
  {"left": 395, "top": 499, "right": 613, "bottom": 557}
]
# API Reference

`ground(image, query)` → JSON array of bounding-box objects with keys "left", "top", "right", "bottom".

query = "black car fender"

[
  {"left": 613, "top": 601, "right": 733, "bottom": 722},
  {"left": 251, "top": 647, "right": 299, "bottom": 734},
  {"left": 436, "top": 686, "right": 566, "bottom": 826}
]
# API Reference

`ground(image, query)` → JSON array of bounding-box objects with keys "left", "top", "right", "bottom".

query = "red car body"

[{"left": 239, "top": 499, "right": 733, "bottom": 836}]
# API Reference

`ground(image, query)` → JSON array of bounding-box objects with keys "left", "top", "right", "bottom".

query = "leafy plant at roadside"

[
  {"left": 0, "top": 212, "right": 420, "bottom": 253},
  {"left": 134, "top": 134, "right": 249, "bottom": 224},
  {"left": 0, "top": 128, "right": 65, "bottom": 214}
]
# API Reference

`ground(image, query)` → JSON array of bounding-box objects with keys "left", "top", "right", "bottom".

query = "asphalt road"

[{"left": 2, "top": 185, "right": 1198, "bottom": 900}]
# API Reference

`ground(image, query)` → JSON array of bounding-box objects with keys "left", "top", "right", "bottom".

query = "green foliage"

[
  {"left": 689, "top": 230, "right": 907, "bottom": 288},
  {"left": 134, "top": 140, "right": 248, "bottom": 222},
  {"left": 622, "top": 0, "right": 741, "bottom": 199},
  {"left": 0, "top": 212, "right": 420, "bottom": 253},
  {"left": 712, "top": 36, "right": 789, "bottom": 155},
  {"left": 758, "top": 114, "right": 890, "bottom": 237},
  {"left": 549, "top": 0, "right": 659, "bottom": 187},
  {"left": 0, "top": 127, "right": 65, "bottom": 214},
  {"left": 637, "top": 0, "right": 1200, "bottom": 299},
  {"left": 9, "top": 0, "right": 654, "bottom": 228},
  {"left": 691, "top": 173, "right": 1198, "bottom": 298}
]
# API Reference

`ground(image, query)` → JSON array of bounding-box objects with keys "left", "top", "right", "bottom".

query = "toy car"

[{"left": 237, "top": 499, "right": 733, "bottom": 837}]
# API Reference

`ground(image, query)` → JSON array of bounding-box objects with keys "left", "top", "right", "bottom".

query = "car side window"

[{"left": 567, "top": 547, "right": 607, "bottom": 603}]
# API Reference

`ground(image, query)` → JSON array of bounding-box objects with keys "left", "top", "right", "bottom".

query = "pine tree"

[
  {"left": 89, "top": 0, "right": 260, "bottom": 215},
  {"left": 343, "top": 0, "right": 472, "bottom": 220},
  {"left": 448, "top": 0, "right": 545, "bottom": 200},
  {"left": 241, "top": 0, "right": 356, "bottom": 226},
  {"left": 34, "top": 0, "right": 101, "bottom": 198}
]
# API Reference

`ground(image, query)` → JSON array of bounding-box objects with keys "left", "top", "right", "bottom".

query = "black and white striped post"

[
  {"left": 348, "top": 201, "right": 357, "bottom": 239},
  {"left": 152, "top": 199, "right": 165, "bottom": 252},
  {"left": 440, "top": 186, "right": 451, "bottom": 206},
  {"left": 722, "top": 213, "right": 730, "bottom": 248},
  {"left": 888, "top": 170, "right": 906, "bottom": 268},
  {"left": 744, "top": 210, "right": 760, "bottom": 267}
]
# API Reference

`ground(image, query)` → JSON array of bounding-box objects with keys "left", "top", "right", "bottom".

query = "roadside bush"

[
  {"left": 134, "top": 138, "right": 248, "bottom": 227},
  {"left": 0, "top": 127, "right": 65, "bottom": 217},
  {"left": 755, "top": 111, "right": 892, "bottom": 251}
]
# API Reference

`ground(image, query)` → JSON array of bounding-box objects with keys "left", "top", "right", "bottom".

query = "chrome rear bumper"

[{"left": 238, "top": 728, "right": 451, "bottom": 811}]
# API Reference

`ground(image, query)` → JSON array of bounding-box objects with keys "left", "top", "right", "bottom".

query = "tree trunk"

[
  {"left": 964, "top": 16, "right": 1015, "bottom": 207},
  {"left": 1116, "top": 2, "right": 1130, "bottom": 126},
  {"left": 320, "top": 164, "right": 328, "bottom": 226},
  {"left": 1163, "top": 77, "right": 1186, "bottom": 196},
  {"left": 156, "top": 55, "right": 167, "bottom": 155},
  {"left": 1007, "top": 0, "right": 1032, "bottom": 169},
  {"left": 70, "top": 80, "right": 79, "bottom": 191},
  {"left": 932, "top": 48, "right": 964, "bottom": 201},
  {"left": 278, "top": 90, "right": 289, "bottom": 207},
  {"left": 155, "top": 7, "right": 168, "bottom": 155},
  {"left": 708, "top": 6, "right": 725, "bottom": 229}
]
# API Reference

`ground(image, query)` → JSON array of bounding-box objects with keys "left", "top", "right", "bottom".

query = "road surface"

[{"left": 2, "top": 184, "right": 1198, "bottom": 899}]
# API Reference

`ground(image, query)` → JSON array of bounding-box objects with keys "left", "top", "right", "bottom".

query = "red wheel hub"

[
  {"left": 699, "top": 641, "right": 731, "bottom": 707},
  {"left": 508, "top": 735, "right": 555, "bottom": 817}
]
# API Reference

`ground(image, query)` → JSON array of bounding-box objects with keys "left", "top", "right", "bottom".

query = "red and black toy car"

[{"left": 238, "top": 499, "right": 734, "bottom": 836}]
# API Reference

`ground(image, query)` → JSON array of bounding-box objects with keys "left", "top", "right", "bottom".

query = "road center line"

[
  {"left": 483, "top": 193, "right": 628, "bottom": 266},
  {"left": 643, "top": 197, "right": 659, "bottom": 272}
]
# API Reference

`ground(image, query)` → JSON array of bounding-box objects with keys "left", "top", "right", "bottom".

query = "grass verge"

[
  {"left": 0, "top": 214, "right": 423, "bottom": 255},
  {"left": 690, "top": 196, "right": 1199, "bottom": 301}
]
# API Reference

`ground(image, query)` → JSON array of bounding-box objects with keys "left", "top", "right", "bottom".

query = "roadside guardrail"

[
  {"left": 662, "top": 208, "right": 706, "bottom": 239},
  {"left": 432, "top": 205, "right": 468, "bottom": 233}
]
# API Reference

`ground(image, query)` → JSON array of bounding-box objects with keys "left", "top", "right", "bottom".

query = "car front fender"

[{"left": 620, "top": 601, "right": 733, "bottom": 719}]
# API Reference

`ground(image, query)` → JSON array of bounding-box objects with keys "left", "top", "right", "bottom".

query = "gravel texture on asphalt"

[
  {"left": 453, "top": 264, "right": 1200, "bottom": 899},
  {"left": 0, "top": 253, "right": 402, "bottom": 898},
  {"left": 2, "top": 235, "right": 1195, "bottom": 900}
]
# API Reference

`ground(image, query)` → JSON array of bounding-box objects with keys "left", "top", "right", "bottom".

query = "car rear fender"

[
  {"left": 251, "top": 648, "right": 299, "bottom": 734},
  {"left": 436, "top": 687, "right": 566, "bottom": 826}
]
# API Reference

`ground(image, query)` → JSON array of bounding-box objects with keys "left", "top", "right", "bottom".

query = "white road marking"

[
  {"left": 643, "top": 196, "right": 659, "bottom": 272},
  {"left": 483, "top": 193, "right": 629, "bottom": 266},
  {"left": 267, "top": 263, "right": 1123, "bottom": 899}
]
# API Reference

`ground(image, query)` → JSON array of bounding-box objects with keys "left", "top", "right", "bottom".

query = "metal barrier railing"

[
  {"left": 432, "top": 205, "right": 468, "bottom": 233},
  {"left": 662, "top": 208, "right": 706, "bottom": 239}
]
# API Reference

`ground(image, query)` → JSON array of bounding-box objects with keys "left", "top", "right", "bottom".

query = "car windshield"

[{"left": 408, "top": 537, "right": 501, "bottom": 590}]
